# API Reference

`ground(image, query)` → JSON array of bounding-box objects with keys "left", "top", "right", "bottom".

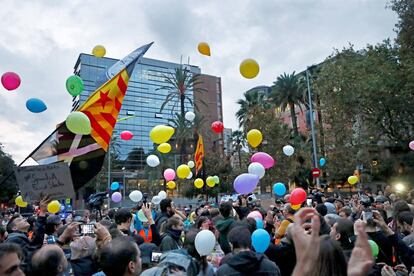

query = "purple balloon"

[
  {"left": 234, "top": 173, "right": 260, "bottom": 194},
  {"left": 111, "top": 192, "right": 122, "bottom": 203},
  {"left": 251, "top": 152, "right": 275, "bottom": 169}
]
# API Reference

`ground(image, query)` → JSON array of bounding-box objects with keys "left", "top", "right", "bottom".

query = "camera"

[{"left": 143, "top": 193, "right": 148, "bottom": 204}]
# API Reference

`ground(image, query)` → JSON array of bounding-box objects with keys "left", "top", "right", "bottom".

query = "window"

[
  {"left": 155, "top": 113, "right": 163, "bottom": 119},
  {"left": 127, "top": 111, "right": 135, "bottom": 115}
]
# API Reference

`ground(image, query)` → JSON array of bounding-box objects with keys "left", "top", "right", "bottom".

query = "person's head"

[
  {"left": 45, "top": 215, "right": 63, "bottom": 235},
  {"left": 338, "top": 207, "right": 352, "bottom": 219},
  {"left": 0, "top": 226, "right": 7, "bottom": 242},
  {"left": 209, "top": 208, "right": 220, "bottom": 219},
  {"left": 166, "top": 216, "right": 183, "bottom": 232},
  {"left": 70, "top": 236, "right": 96, "bottom": 260},
  {"left": 7, "top": 216, "right": 30, "bottom": 233},
  {"left": 219, "top": 202, "right": 233, "bottom": 219},
  {"left": 335, "top": 199, "right": 344, "bottom": 209},
  {"left": 108, "top": 209, "right": 116, "bottom": 220},
  {"left": 330, "top": 218, "right": 354, "bottom": 250},
  {"left": 228, "top": 226, "right": 251, "bottom": 251},
  {"left": 324, "top": 214, "right": 340, "bottom": 228},
  {"left": 393, "top": 200, "right": 410, "bottom": 218},
  {"left": 31, "top": 244, "right": 68, "bottom": 276},
  {"left": 99, "top": 237, "right": 141, "bottom": 276},
  {"left": 316, "top": 204, "right": 328, "bottom": 216},
  {"left": 115, "top": 208, "right": 132, "bottom": 227},
  {"left": 138, "top": 243, "right": 158, "bottom": 270},
  {"left": 196, "top": 216, "right": 211, "bottom": 230},
  {"left": 396, "top": 211, "right": 414, "bottom": 235},
  {"left": 282, "top": 204, "right": 295, "bottom": 217},
  {"left": 309, "top": 235, "right": 347, "bottom": 276},
  {"left": 0, "top": 243, "right": 24, "bottom": 276},
  {"left": 374, "top": 196, "right": 388, "bottom": 210},
  {"left": 160, "top": 199, "right": 173, "bottom": 217}
]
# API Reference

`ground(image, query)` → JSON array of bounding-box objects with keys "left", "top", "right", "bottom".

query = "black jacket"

[
  {"left": 217, "top": 251, "right": 281, "bottom": 276},
  {"left": 265, "top": 241, "right": 295, "bottom": 276},
  {"left": 70, "top": 256, "right": 98, "bottom": 276},
  {"left": 5, "top": 215, "right": 46, "bottom": 272}
]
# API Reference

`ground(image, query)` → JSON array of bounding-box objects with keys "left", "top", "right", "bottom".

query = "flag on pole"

[
  {"left": 195, "top": 135, "right": 205, "bottom": 175},
  {"left": 26, "top": 43, "right": 153, "bottom": 190}
]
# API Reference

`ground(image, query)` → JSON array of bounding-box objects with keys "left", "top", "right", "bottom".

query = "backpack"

[{"left": 141, "top": 250, "right": 199, "bottom": 276}]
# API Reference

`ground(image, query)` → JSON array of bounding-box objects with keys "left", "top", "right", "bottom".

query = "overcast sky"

[{"left": 0, "top": 0, "right": 397, "bottom": 163}]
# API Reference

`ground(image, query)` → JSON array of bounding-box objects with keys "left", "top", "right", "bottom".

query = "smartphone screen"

[
  {"left": 306, "top": 199, "right": 312, "bottom": 206},
  {"left": 80, "top": 224, "right": 94, "bottom": 235},
  {"left": 151, "top": 252, "right": 162, "bottom": 263}
]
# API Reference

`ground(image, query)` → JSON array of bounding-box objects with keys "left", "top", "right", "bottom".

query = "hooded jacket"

[
  {"left": 215, "top": 217, "right": 235, "bottom": 254},
  {"left": 217, "top": 251, "right": 280, "bottom": 276}
]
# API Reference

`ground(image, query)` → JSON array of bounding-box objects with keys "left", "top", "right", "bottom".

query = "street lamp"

[
  {"left": 306, "top": 67, "right": 320, "bottom": 188},
  {"left": 395, "top": 183, "right": 405, "bottom": 193}
]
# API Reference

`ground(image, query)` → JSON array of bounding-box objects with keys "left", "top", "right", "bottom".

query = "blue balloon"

[
  {"left": 26, "top": 98, "right": 47, "bottom": 113},
  {"left": 273, "top": 182, "right": 286, "bottom": 196},
  {"left": 111, "top": 182, "right": 120, "bottom": 190},
  {"left": 319, "top": 158, "right": 326, "bottom": 167},
  {"left": 252, "top": 229, "right": 270, "bottom": 253},
  {"left": 256, "top": 219, "right": 264, "bottom": 229}
]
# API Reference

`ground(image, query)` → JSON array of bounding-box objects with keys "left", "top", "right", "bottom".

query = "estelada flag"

[
  {"left": 25, "top": 43, "right": 153, "bottom": 190},
  {"left": 195, "top": 134, "right": 205, "bottom": 175}
]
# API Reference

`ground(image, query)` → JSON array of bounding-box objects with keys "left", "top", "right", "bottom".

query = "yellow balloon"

[
  {"left": 194, "top": 178, "right": 204, "bottom": 189},
  {"left": 197, "top": 42, "right": 211, "bottom": 56},
  {"left": 157, "top": 143, "right": 172, "bottom": 153},
  {"left": 167, "top": 181, "right": 176, "bottom": 189},
  {"left": 150, "top": 125, "right": 175, "bottom": 144},
  {"left": 292, "top": 204, "right": 301, "bottom": 210},
  {"left": 240, "top": 59, "right": 260, "bottom": 79},
  {"left": 348, "top": 175, "right": 358, "bottom": 185},
  {"left": 92, "top": 45, "right": 106, "bottom": 58},
  {"left": 177, "top": 164, "right": 191, "bottom": 179},
  {"left": 15, "top": 196, "right": 27, "bottom": 207},
  {"left": 247, "top": 129, "right": 263, "bottom": 148},
  {"left": 47, "top": 200, "right": 61, "bottom": 214},
  {"left": 206, "top": 176, "right": 215, "bottom": 187}
]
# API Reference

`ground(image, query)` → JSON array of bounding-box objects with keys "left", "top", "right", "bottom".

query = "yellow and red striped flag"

[{"left": 195, "top": 135, "right": 205, "bottom": 175}]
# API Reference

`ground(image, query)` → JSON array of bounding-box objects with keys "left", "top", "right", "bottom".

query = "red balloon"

[
  {"left": 120, "top": 131, "right": 133, "bottom": 140},
  {"left": 290, "top": 188, "right": 307, "bottom": 205},
  {"left": 211, "top": 121, "right": 224, "bottom": 133}
]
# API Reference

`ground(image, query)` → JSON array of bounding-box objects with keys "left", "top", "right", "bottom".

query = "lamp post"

[
  {"left": 122, "top": 167, "right": 126, "bottom": 206},
  {"left": 306, "top": 68, "right": 320, "bottom": 188}
]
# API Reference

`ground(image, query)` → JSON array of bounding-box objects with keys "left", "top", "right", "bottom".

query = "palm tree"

[
  {"left": 236, "top": 90, "right": 270, "bottom": 129},
  {"left": 270, "top": 72, "right": 305, "bottom": 137},
  {"left": 158, "top": 66, "right": 206, "bottom": 116},
  {"left": 231, "top": 130, "right": 245, "bottom": 168}
]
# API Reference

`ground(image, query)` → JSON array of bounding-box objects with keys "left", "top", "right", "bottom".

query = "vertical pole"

[
  {"left": 123, "top": 172, "right": 126, "bottom": 207},
  {"left": 306, "top": 68, "right": 320, "bottom": 188},
  {"left": 107, "top": 148, "right": 111, "bottom": 209}
]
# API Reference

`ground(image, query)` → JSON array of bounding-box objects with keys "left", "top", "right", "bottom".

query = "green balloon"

[
  {"left": 66, "top": 111, "right": 91, "bottom": 135},
  {"left": 213, "top": 175, "right": 220, "bottom": 184},
  {"left": 368, "top": 240, "right": 379, "bottom": 257},
  {"left": 66, "top": 75, "right": 84, "bottom": 97}
]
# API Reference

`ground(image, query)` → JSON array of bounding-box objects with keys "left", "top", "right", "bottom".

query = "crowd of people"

[{"left": 0, "top": 185, "right": 413, "bottom": 276}]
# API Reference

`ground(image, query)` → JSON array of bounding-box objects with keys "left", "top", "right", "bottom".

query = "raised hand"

[{"left": 348, "top": 221, "right": 374, "bottom": 276}]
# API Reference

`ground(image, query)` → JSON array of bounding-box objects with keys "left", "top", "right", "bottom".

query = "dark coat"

[
  {"left": 217, "top": 251, "right": 281, "bottom": 276},
  {"left": 70, "top": 256, "right": 98, "bottom": 276},
  {"left": 265, "top": 241, "right": 295, "bottom": 276},
  {"left": 215, "top": 217, "right": 235, "bottom": 254}
]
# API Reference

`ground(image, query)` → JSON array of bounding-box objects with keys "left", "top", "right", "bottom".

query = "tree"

[
  {"left": 0, "top": 144, "right": 18, "bottom": 203},
  {"left": 231, "top": 130, "right": 245, "bottom": 169},
  {"left": 270, "top": 72, "right": 305, "bottom": 137},
  {"left": 236, "top": 89, "right": 271, "bottom": 129}
]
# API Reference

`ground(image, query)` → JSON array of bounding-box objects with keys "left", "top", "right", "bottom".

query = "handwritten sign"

[{"left": 14, "top": 163, "right": 75, "bottom": 202}]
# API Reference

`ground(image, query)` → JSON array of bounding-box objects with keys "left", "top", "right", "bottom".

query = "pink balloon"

[
  {"left": 120, "top": 131, "right": 133, "bottom": 140},
  {"left": 111, "top": 192, "right": 122, "bottom": 203},
  {"left": 164, "top": 168, "right": 176, "bottom": 181},
  {"left": 409, "top": 140, "right": 414, "bottom": 151},
  {"left": 247, "top": 211, "right": 263, "bottom": 220},
  {"left": 1, "top": 72, "right": 21, "bottom": 91},
  {"left": 251, "top": 152, "right": 275, "bottom": 169}
]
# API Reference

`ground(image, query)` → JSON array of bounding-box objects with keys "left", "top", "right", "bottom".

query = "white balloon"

[
  {"left": 185, "top": 111, "right": 195, "bottom": 122},
  {"left": 282, "top": 145, "right": 295, "bottom": 156},
  {"left": 248, "top": 162, "right": 265, "bottom": 179},
  {"left": 187, "top": 161, "right": 195, "bottom": 168},
  {"left": 146, "top": 155, "right": 160, "bottom": 167},
  {"left": 151, "top": 195, "right": 161, "bottom": 204},
  {"left": 186, "top": 171, "right": 193, "bottom": 179},
  {"left": 195, "top": 230, "right": 216, "bottom": 256},
  {"left": 158, "top": 190, "right": 167, "bottom": 200},
  {"left": 129, "top": 190, "right": 143, "bottom": 202}
]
